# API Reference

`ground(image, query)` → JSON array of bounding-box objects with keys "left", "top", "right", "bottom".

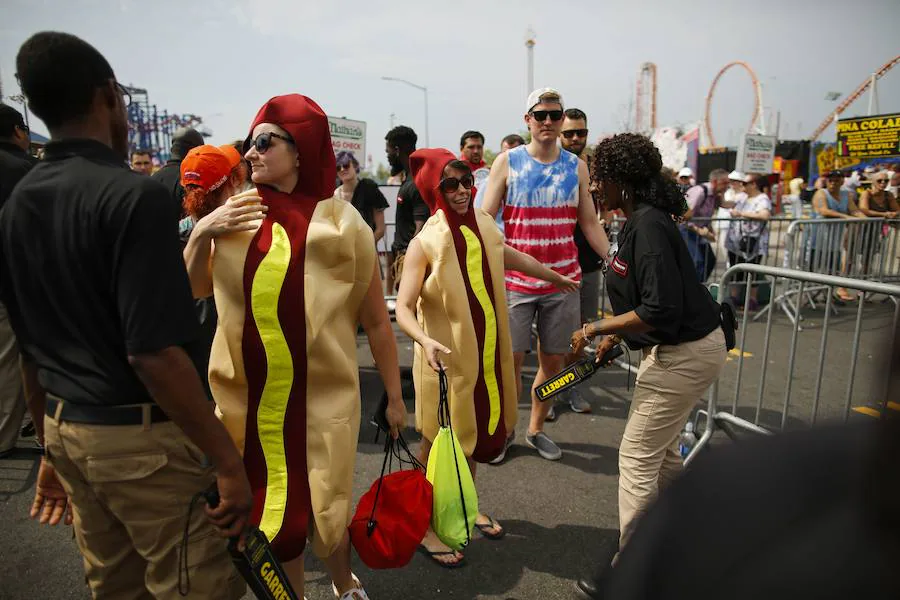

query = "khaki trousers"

[
  {"left": 618, "top": 328, "right": 726, "bottom": 549},
  {"left": 44, "top": 403, "right": 245, "bottom": 599},
  {"left": 0, "top": 302, "right": 25, "bottom": 453}
]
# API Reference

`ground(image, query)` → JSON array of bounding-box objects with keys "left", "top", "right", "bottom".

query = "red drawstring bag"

[{"left": 350, "top": 432, "right": 433, "bottom": 569}]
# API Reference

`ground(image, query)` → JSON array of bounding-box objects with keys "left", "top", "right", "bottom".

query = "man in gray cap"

[{"left": 151, "top": 126, "right": 204, "bottom": 220}]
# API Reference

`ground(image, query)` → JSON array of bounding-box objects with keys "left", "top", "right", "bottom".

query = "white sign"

[
  {"left": 328, "top": 117, "right": 366, "bottom": 166},
  {"left": 737, "top": 134, "right": 776, "bottom": 173}
]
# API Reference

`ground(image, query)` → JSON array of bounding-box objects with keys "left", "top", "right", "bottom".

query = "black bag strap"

[
  {"left": 437, "top": 367, "right": 472, "bottom": 547},
  {"left": 366, "top": 430, "right": 424, "bottom": 537}
]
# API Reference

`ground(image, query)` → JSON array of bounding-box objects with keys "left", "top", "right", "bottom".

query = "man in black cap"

[
  {"left": 0, "top": 103, "right": 36, "bottom": 458},
  {"left": 151, "top": 126, "right": 204, "bottom": 219}
]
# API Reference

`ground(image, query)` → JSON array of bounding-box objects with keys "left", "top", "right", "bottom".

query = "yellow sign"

[
  {"left": 815, "top": 144, "right": 860, "bottom": 176},
  {"left": 836, "top": 113, "right": 900, "bottom": 159}
]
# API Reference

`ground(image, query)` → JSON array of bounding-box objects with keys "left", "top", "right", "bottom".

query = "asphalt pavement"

[{"left": 0, "top": 298, "right": 894, "bottom": 600}]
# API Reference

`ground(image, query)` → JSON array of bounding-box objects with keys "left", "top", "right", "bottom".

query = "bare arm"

[
  {"left": 481, "top": 151, "right": 509, "bottom": 218},
  {"left": 373, "top": 209, "right": 386, "bottom": 243},
  {"left": 22, "top": 356, "right": 72, "bottom": 527},
  {"left": 847, "top": 196, "right": 866, "bottom": 218},
  {"left": 576, "top": 159, "right": 610, "bottom": 258},
  {"left": 589, "top": 310, "right": 654, "bottom": 337},
  {"left": 358, "top": 260, "right": 406, "bottom": 435},
  {"left": 183, "top": 194, "right": 267, "bottom": 298},
  {"left": 20, "top": 357, "right": 46, "bottom": 445},
  {"left": 395, "top": 241, "right": 452, "bottom": 371},
  {"left": 503, "top": 245, "right": 578, "bottom": 292},
  {"left": 183, "top": 228, "right": 214, "bottom": 299},
  {"left": 395, "top": 240, "right": 429, "bottom": 345}
]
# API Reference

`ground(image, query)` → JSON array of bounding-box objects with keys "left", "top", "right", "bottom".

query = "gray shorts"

[
  {"left": 507, "top": 289, "right": 580, "bottom": 355},
  {"left": 579, "top": 269, "right": 601, "bottom": 325}
]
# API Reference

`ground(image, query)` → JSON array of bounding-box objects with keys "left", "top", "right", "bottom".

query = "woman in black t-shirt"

[
  {"left": 334, "top": 150, "right": 389, "bottom": 246},
  {"left": 569, "top": 134, "right": 727, "bottom": 599}
]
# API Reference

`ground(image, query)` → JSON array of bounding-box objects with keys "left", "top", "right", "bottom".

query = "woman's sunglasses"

[
  {"left": 439, "top": 173, "right": 475, "bottom": 193},
  {"left": 875, "top": 179, "right": 889, "bottom": 184},
  {"left": 251, "top": 131, "right": 294, "bottom": 153},
  {"left": 530, "top": 110, "right": 564, "bottom": 123},
  {"left": 337, "top": 163, "right": 355, "bottom": 172}
]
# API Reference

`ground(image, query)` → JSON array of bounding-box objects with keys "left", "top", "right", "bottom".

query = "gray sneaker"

[
  {"left": 544, "top": 403, "right": 557, "bottom": 422},
  {"left": 567, "top": 388, "right": 592, "bottom": 414},
  {"left": 526, "top": 431, "right": 562, "bottom": 461}
]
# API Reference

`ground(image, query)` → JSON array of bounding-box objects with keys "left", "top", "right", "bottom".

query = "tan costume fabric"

[
  {"left": 413, "top": 208, "right": 517, "bottom": 459},
  {"left": 208, "top": 195, "right": 374, "bottom": 558}
]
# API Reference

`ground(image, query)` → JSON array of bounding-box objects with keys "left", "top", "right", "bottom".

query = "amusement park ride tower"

[{"left": 123, "top": 83, "right": 208, "bottom": 162}]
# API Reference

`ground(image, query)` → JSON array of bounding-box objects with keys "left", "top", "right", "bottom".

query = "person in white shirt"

[{"left": 725, "top": 173, "right": 772, "bottom": 310}]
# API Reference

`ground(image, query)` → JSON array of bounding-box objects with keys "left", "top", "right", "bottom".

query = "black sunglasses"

[
  {"left": 562, "top": 128, "right": 588, "bottom": 139},
  {"left": 337, "top": 162, "right": 355, "bottom": 172},
  {"left": 531, "top": 110, "right": 564, "bottom": 122},
  {"left": 251, "top": 131, "right": 294, "bottom": 153},
  {"left": 439, "top": 173, "right": 475, "bottom": 193},
  {"left": 875, "top": 179, "right": 889, "bottom": 184}
]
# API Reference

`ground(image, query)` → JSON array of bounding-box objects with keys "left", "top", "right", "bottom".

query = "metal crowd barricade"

[
  {"left": 758, "top": 218, "right": 900, "bottom": 325},
  {"left": 598, "top": 216, "right": 796, "bottom": 319},
  {"left": 685, "top": 263, "right": 900, "bottom": 466}
]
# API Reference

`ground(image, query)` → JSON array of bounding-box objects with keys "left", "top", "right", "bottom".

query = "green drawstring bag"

[{"left": 425, "top": 368, "right": 478, "bottom": 551}]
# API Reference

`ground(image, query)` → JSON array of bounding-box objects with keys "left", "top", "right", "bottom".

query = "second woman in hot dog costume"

[{"left": 395, "top": 148, "right": 578, "bottom": 567}]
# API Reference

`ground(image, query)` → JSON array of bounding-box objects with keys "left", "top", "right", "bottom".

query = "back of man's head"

[
  {"left": 170, "top": 127, "right": 204, "bottom": 161},
  {"left": 16, "top": 31, "right": 115, "bottom": 131},
  {"left": 0, "top": 104, "right": 26, "bottom": 140},
  {"left": 386, "top": 125, "right": 417, "bottom": 157}
]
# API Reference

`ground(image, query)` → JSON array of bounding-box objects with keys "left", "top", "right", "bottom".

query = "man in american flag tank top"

[{"left": 481, "top": 88, "right": 612, "bottom": 461}]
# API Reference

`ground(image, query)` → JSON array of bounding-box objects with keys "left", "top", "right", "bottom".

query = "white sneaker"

[{"left": 333, "top": 574, "right": 369, "bottom": 600}]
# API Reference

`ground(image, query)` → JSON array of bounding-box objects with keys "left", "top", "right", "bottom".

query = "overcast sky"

[{"left": 3, "top": 0, "right": 899, "bottom": 167}]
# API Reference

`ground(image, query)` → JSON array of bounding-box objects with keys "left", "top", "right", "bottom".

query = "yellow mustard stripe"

[
  {"left": 460, "top": 226, "right": 500, "bottom": 435},
  {"left": 851, "top": 406, "right": 881, "bottom": 418},
  {"left": 250, "top": 222, "right": 293, "bottom": 542}
]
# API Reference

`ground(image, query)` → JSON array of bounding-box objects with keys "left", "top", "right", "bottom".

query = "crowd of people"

[{"left": 0, "top": 29, "right": 897, "bottom": 600}]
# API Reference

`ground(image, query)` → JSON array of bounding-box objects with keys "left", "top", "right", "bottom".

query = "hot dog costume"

[
  {"left": 208, "top": 94, "right": 375, "bottom": 561},
  {"left": 410, "top": 149, "right": 517, "bottom": 463}
]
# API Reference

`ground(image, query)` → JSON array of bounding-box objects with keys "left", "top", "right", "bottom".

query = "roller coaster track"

[{"left": 809, "top": 55, "right": 900, "bottom": 141}]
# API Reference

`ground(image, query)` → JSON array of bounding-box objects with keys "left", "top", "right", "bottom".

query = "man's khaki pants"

[
  {"left": 44, "top": 403, "right": 245, "bottom": 599},
  {"left": 0, "top": 302, "right": 25, "bottom": 453},
  {"left": 618, "top": 328, "right": 726, "bottom": 549}
]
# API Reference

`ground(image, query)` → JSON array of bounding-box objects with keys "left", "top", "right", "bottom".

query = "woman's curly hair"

[{"left": 591, "top": 133, "right": 687, "bottom": 219}]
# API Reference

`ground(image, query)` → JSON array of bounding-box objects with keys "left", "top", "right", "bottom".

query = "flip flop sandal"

[
  {"left": 417, "top": 546, "right": 466, "bottom": 569},
  {"left": 474, "top": 515, "right": 505, "bottom": 540},
  {"left": 332, "top": 573, "right": 369, "bottom": 599}
]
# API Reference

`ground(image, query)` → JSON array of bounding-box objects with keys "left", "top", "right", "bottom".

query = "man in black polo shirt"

[
  {"left": 0, "top": 103, "right": 37, "bottom": 458},
  {"left": 385, "top": 125, "right": 428, "bottom": 291},
  {"left": 1, "top": 32, "right": 250, "bottom": 598},
  {"left": 151, "top": 126, "right": 204, "bottom": 220}
]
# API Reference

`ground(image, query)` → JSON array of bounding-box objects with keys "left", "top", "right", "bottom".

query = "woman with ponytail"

[{"left": 569, "top": 134, "right": 727, "bottom": 598}]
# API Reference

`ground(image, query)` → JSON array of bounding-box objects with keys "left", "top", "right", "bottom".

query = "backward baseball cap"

[{"left": 526, "top": 88, "right": 564, "bottom": 113}]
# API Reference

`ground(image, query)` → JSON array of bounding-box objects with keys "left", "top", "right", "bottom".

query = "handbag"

[
  {"left": 425, "top": 368, "right": 478, "bottom": 551},
  {"left": 349, "top": 433, "right": 433, "bottom": 569}
]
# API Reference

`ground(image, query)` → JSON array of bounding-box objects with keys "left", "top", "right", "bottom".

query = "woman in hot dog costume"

[
  {"left": 395, "top": 149, "right": 578, "bottom": 567},
  {"left": 191, "top": 94, "right": 406, "bottom": 599}
]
